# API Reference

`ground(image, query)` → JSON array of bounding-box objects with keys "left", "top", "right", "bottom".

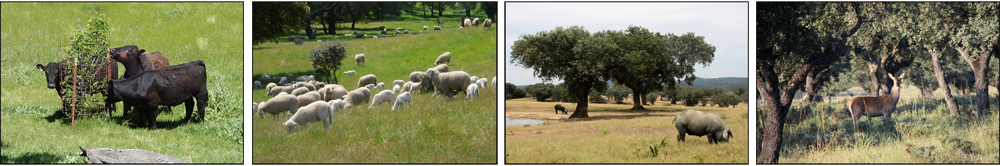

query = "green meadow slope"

[
  {"left": 1, "top": 2, "right": 243, "bottom": 163},
  {"left": 251, "top": 17, "right": 498, "bottom": 163}
]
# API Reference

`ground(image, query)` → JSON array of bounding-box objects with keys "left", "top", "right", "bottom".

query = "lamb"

[
  {"left": 312, "top": 81, "right": 326, "bottom": 89},
  {"left": 432, "top": 64, "right": 450, "bottom": 72},
  {"left": 291, "top": 87, "right": 310, "bottom": 96},
  {"left": 294, "top": 91, "right": 323, "bottom": 114},
  {"left": 283, "top": 101, "right": 332, "bottom": 133},
  {"left": 476, "top": 78, "right": 488, "bottom": 89},
  {"left": 296, "top": 75, "right": 315, "bottom": 82},
  {"left": 267, "top": 86, "right": 293, "bottom": 96},
  {"left": 393, "top": 80, "right": 405, "bottom": 87},
  {"left": 435, "top": 52, "right": 451, "bottom": 65},
  {"left": 278, "top": 77, "right": 288, "bottom": 85},
  {"left": 369, "top": 90, "right": 396, "bottom": 108},
  {"left": 423, "top": 26, "right": 429, "bottom": 30},
  {"left": 409, "top": 82, "right": 421, "bottom": 93},
  {"left": 466, "top": 83, "right": 480, "bottom": 99},
  {"left": 402, "top": 82, "right": 414, "bottom": 92},
  {"left": 392, "top": 92, "right": 412, "bottom": 111},
  {"left": 293, "top": 82, "right": 316, "bottom": 91},
  {"left": 344, "top": 70, "right": 357, "bottom": 76},
  {"left": 266, "top": 82, "right": 277, "bottom": 92},
  {"left": 373, "top": 36, "right": 378, "bottom": 39},
  {"left": 256, "top": 94, "right": 298, "bottom": 119},
  {"left": 470, "top": 76, "right": 480, "bottom": 83},
  {"left": 484, "top": 19, "right": 492, "bottom": 29},
  {"left": 393, "top": 84, "right": 402, "bottom": 94},
  {"left": 433, "top": 26, "right": 441, "bottom": 30},
  {"left": 365, "top": 84, "right": 376, "bottom": 90},
  {"left": 410, "top": 71, "right": 425, "bottom": 82},
  {"left": 252, "top": 102, "right": 259, "bottom": 117},
  {"left": 354, "top": 33, "right": 366, "bottom": 38},
  {"left": 345, "top": 34, "right": 352, "bottom": 36},
  {"left": 253, "top": 81, "right": 262, "bottom": 89},
  {"left": 491, "top": 76, "right": 496, "bottom": 87},
  {"left": 472, "top": 18, "right": 480, "bottom": 26},
  {"left": 355, "top": 54, "right": 365, "bottom": 66},
  {"left": 424, "top": 68, "right": 471, "bottom": 99},
  {"left": 318, "top": 85, "right": 349, "bottom": 101},
  {"left": 403, "top": 30, "right": 410, "bottom": 34},
  {"left": 463, "top": 18, "right": 472, "bottom": 27},
  {"left": 342, "top": 87, "right": 371, "bottom": 108},
  {"left": 357, "top": 74, "right": 377, "bottom": 87},
  {"left": 376, "top": 82, "right": 385, "bottom": 89}
]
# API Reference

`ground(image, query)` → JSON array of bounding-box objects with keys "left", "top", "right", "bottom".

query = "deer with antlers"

[{"left": 847, "top": 72, "right": 905, "bottom": 130}]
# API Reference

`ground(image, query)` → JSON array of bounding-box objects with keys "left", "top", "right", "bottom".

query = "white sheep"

[
  {"left": 423, "top": 26, "right": 429, "bottom": 30},
  {"left": 342, "top": 87, "right": 371, "bottom": 108},
  {"left": 256, "top": 94, "right": 298, "bottom": 119},
  {"left": 373, "top": 36, "right": 378, "bottom": 39},
  {"left": 424, "top": 68, "right": 471, "bottom": 99},
  {"left": 365, "top": 84, "right": 376, "bottom": 90},
  {"left": 295, "top": 91, "right": 322, "bottom": 114},
  {"left": 478, "top": 78, "right": 488, "bottom": 88},
  {"left": 253, "top": 81, "right": 262, "bottom": 89},
  {"left": 435, "top": 52, "right": 451, "bottom": 65},
  {"left": 470, "top": 76, "right": 480, "bottom": 83},
  {"left": 283, "top": 101, "right": 332, "bottom": 132},
  {"left": 293, "top": 82, "right": 316, "bottom": 91},
  {"left": 267, "top": 86, "right": 293, "bottom": 96},
  {"left": 393, "top": 84, "right": 402, "bottom": 94},
  {"left": 312, "top": 81, "right": 326, "bottom": 89},
  {"left": 355, "top": 54, "right": 366, "bottom": 66},
  {"left": 376, "top": 82, "right": 385, "bottom": 89},
  {"left": 344, "top": 70, "right": 357, "bottom": 76},
  {"left": 484, "top": 19, "right": 492, "bottom": 29},
  {"left": 345, "top": 34, "right": 351, "bottom": 36},
  {"left": 392, "top": 80, "right": 405, "bottom": 87},
  {"left": 491, "top": 76, "right": 496, "bottom": 87},
  {"left": 433, "top": 26, "right": 441, "bottom": 30},
  {"left": 259, "top": 73, "right": 271, "bottom": 82},
  {"left": 266, "top": 82, "right": 278, "bottom": 92},
  {"left": 278, "top": 77, "right": 288, "bottom": 85},
  {"left": 318, "top": 85, "right": 348, "bottom": 101},
  {"left": 402, "top": 82, "right": 414, "bottom": 92},
  {"left": 252, "top": 102, "right": 259, "bottom": 117},
  {"left": 392, "top": 92, "right": 412, "bottom": 111},
  {"left": 433, "top": 64, "right": 450, "bottom": 72},
  {"left": 291, "top": 87, "right": 310, "bottom": 96},
  {"left": 463, "top": 18, "right": 472, "bottom": 27},
  {"left": 326, "top": 99, "right": 345, "bottom": 120},
  {"left": 472, "top": 18, "right": 480, "bottom": 26},
  {"left": 357, "top": 74, "right": 377, "bottom": 87},
  {"left": 409, "top": 71, "right": 425, "bottom": 82},
  {"left": 403, "top": 30, "right": 410, "bottom": 34},
  {"left": 369, "top": 90, "right": 396, "bottom": 108},
  {"left": 409, "top": 82, "right": 421, "bottom": 93},
  {"left": 466, "top": 83, "right": 480, "bottom": 99}
]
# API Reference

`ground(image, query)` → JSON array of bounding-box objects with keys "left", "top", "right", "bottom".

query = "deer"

[{"left": 847, "top": 72, "right": 905, "bottom": 130}]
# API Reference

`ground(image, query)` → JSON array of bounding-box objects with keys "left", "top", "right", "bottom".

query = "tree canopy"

[{"left": 252, "top": 2, "right": 308, "bottom": 45}]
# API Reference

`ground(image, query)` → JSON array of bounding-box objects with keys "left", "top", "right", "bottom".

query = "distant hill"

[{"left": 511, "top": 77, "right": 749, "bottom": 90}]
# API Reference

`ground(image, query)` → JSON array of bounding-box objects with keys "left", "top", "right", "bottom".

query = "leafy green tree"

[
  {"left": 309, "top": 41, "right": 346, "bottom": 84},
  {"left": 645, "top": 92, "right": 660, "bottom": 105},
  {"left": 605, "top": 85, "right": 630, "bottom": 104},
  {"left": 504, "top": 83, "right": 526, "bottom": 99},
  {"left": 712, "top": 93, "right": 740, "bottom": 108},
  {"left": 589, "top": 88, "right": 605, "bottom": 103},
  {"left": 525, "top": 83, "right": 555, "bottom": 102},
  {"left": 252, "top": 2, "right": 308, "bottom": 45},
  {"left": 510, "top": 26, "right": 612, "bottom": 118}
]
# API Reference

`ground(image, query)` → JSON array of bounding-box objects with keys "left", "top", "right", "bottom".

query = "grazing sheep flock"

[{"left": 255, "top": 34, "right": 494, "bottom": 133}]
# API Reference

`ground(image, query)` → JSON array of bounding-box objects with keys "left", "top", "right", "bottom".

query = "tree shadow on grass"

[
  {"left": 1, "top": 152, "right": 63, "bottom": 164},
  {"left": 42, "top": 109, "right": 71, "bottom": 125}
]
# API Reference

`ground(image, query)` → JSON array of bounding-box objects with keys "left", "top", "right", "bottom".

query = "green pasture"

[
  {"left": 250, "top": 10, "right": 498, "bottom": 163},
  {"left": 1, "top": 2, "right": 243, "bottom": 163}
]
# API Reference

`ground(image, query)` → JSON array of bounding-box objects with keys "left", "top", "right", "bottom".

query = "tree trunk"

[
  {"left": 929, "top": 49, "right": 961, "bottom": 116},
  {"left": 321, "top": 20, "right": 328, "bottom": 35},
  {"left": 303, "top": 3, "right": 338, "bottom": 40},
  {"left": 629, "top": 84, "right": 646, "bottom": 110},
  {"left": 801, "top": 65, "right": 829, "bottom": 104},
  {"left": 866, "top": 63, "right": 883, "bottom": 95},
  {"left": 568, "top": 80, "right": 593, "bottom": 119},
  {"left": 955, "top": 46, "right": 993, "bottom": 117},
  {"left": 351, "top": 19, "right": 357, "bottom": 29}
]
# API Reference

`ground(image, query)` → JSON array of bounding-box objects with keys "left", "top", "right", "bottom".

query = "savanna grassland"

[
  {"left": 764, "top": 85, "right": 999, "bottom": 163},
  {"left": 1, "top": 2, "right": 244, "bottom": 163},
  {"left": 504, "top": 98, "right": 749, "bottom": 163},
  {"left": 250, "top": 10, "right": 498, "bottom": 163}
]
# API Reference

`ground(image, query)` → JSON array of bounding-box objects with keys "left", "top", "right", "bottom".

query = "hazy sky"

[{"left": 504, "top": 2, "right": 749, "bottom": 85}]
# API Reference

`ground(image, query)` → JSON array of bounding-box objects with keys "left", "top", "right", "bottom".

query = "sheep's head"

[
  {"left": 283, "top": 121, "right": 298, "bottom": 132},
  {"left": 424, "top": 68, "right": 440, "bottom": 78}
]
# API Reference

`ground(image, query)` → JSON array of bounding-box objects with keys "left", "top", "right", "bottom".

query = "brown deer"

[{"left": 847, "top": 72, "right": 905, "bottom": 130}]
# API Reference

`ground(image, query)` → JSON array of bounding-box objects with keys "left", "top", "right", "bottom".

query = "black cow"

[
  {"left": 108, "top": 45, "right": 172, "bottom": 120},
  {"left": 105, "top": 60, "right": 208, "bottom": 129},
  {"left": 37, "top": 59, "right": 119, "bottom": 114}
]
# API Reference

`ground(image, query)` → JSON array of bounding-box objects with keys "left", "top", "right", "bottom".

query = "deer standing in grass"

[{"left": 847, "top": 72, "right": 905, "bottom": 130}]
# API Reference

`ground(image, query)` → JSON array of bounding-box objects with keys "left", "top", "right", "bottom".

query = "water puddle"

[{"left": 505, "top": 118, "right": 549, "bottom": 126}]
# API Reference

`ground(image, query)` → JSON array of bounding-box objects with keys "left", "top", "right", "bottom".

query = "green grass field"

[
  {"left": 765, "top": 85, "right": 999, "bottom": 163},
  {"left": 250, "top": 10, "right": 498, "bottom": 163},
  {"left": 1, "top": 2, "right": 243, "bottom": 163},
  {"left": 504, "top": 98, "right": 749, "bottom": 163}
]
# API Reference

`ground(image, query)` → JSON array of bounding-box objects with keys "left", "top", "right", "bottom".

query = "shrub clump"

[{"left": 308, "top": 41, "right": 346, "bottom": 84}]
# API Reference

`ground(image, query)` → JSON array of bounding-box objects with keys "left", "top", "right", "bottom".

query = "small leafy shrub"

[{"left": 308, "top": 41, "right": 346, "bottom": 84}]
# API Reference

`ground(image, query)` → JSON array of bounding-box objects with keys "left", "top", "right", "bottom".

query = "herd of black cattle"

[{"left": 36, "top": 45, "right": 208, "bottom": 129}]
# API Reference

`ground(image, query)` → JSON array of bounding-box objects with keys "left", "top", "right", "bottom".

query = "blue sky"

[{"left": 504, "top": 2, "right": 749, "bottom": 85}]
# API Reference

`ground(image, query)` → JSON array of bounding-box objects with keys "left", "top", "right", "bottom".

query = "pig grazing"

[{"left": 673, "top": 109, "right": 733, "bottom": 144}]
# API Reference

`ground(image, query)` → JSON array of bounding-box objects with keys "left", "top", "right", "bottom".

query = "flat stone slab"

[{"left": 79, "top": 147, "right": 189, "bottom": 164}]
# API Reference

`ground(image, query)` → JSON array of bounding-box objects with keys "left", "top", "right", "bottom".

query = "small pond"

[{"left": 505, "top": 118, "right": 549, "bottom": 126}]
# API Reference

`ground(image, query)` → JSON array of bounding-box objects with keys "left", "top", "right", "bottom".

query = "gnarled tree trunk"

[
  {"left": 955, "top": 46, "right": 994, "bottom": 117},
  {"left": 928, "top": 49, "right": 961, "bottom": 116}
]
